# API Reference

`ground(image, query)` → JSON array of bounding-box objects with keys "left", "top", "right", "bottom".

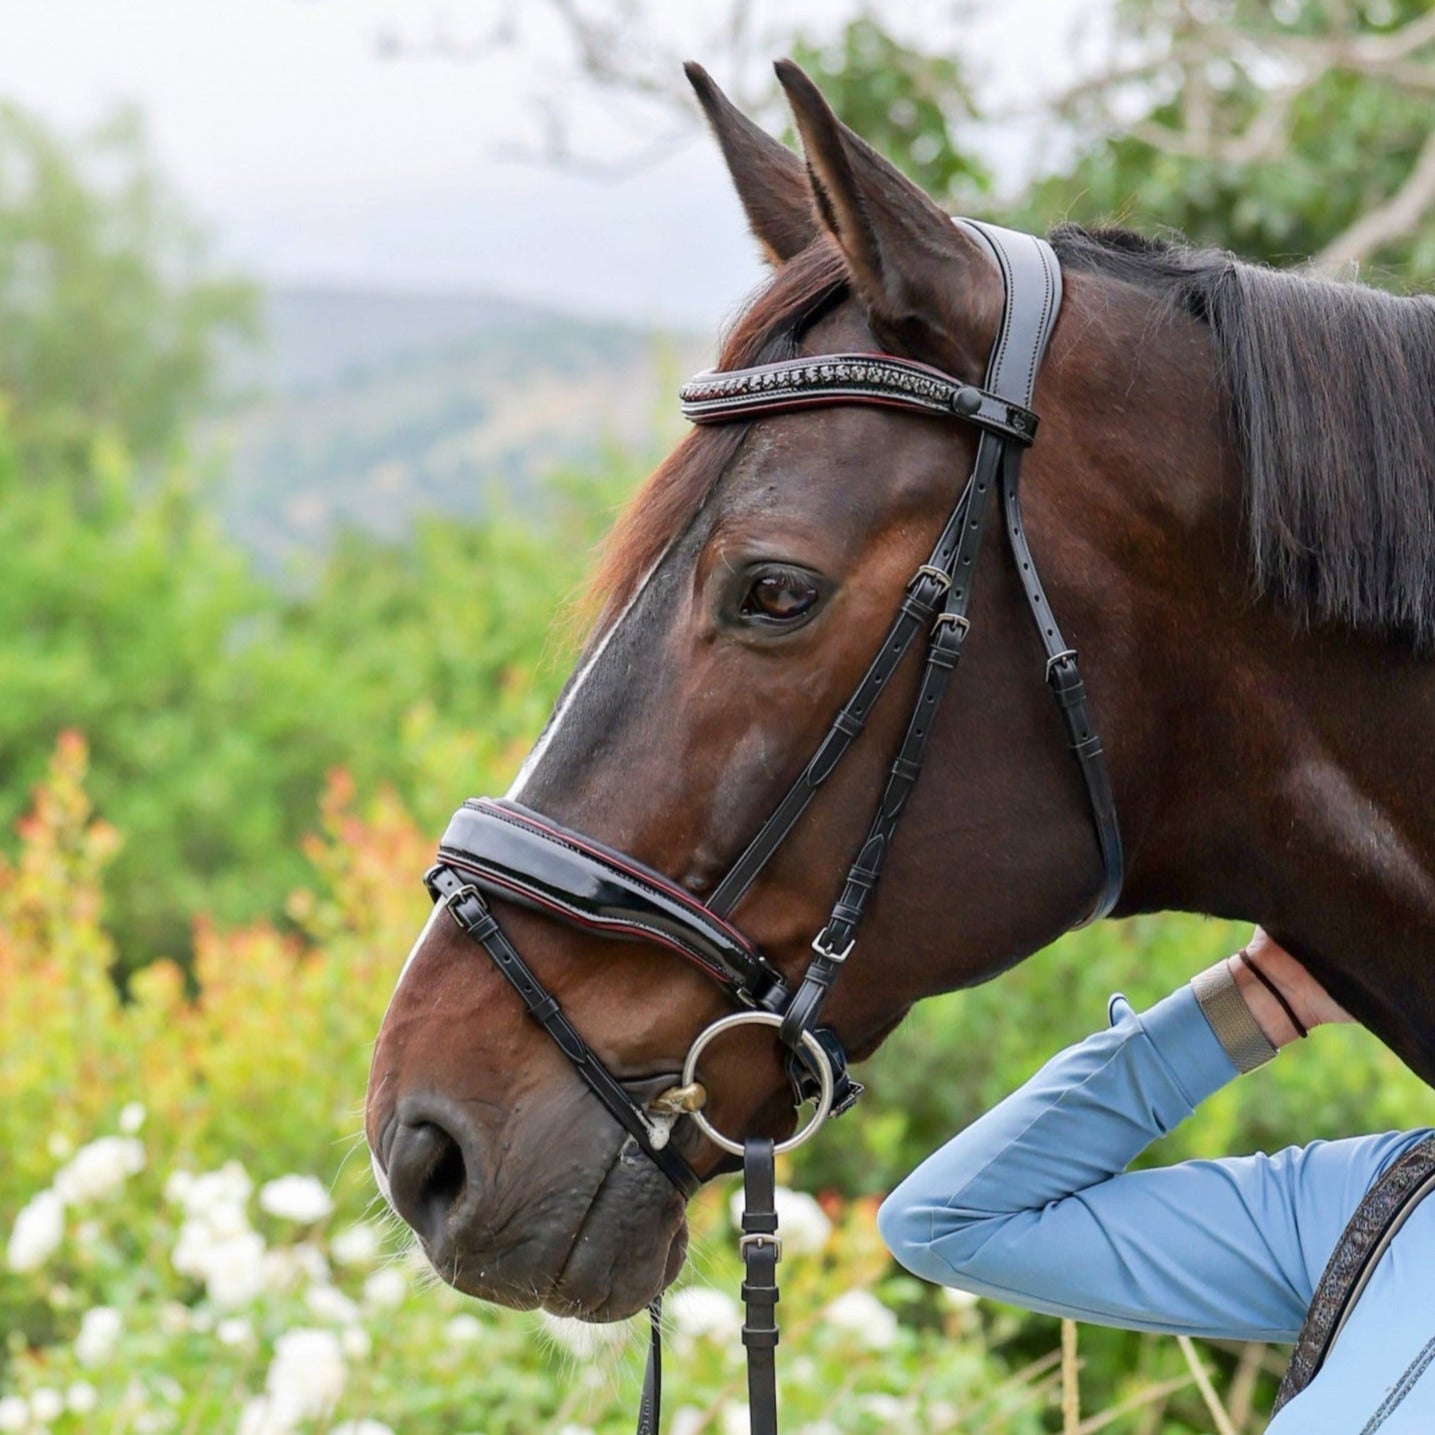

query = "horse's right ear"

[{"left": 685, "top": 62, "right": 817, "bottom": 265}]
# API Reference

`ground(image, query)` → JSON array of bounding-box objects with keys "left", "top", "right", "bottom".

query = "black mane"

[{"left": 1052, "top": 224, "right": 1435, "bottom": 650}]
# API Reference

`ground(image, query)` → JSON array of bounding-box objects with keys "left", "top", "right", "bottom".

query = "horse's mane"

[
  {"left": 1053, "top": 224, "right": 1435, "bottom": 649},
  {"left": 591, "top": 222, "right": 1435, "bottom": 650}
]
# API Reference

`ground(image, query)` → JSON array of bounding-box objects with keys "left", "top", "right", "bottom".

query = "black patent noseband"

[{"left": 418, "top": 220, "right": 1124, "bottom": 1433}]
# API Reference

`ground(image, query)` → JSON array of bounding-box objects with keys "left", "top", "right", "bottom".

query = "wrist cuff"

[{"left": 1191, "top": 962, "right": 1278, "bottom": 1073}]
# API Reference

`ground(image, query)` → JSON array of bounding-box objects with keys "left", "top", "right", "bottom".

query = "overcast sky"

[{"left": 0, "top": 0, "right": 1097, "bottom": 329}]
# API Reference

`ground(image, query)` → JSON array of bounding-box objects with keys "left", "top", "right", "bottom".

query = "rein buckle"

[{"left": 739, "top": 1231, "right": 782, "bottom": 1262}]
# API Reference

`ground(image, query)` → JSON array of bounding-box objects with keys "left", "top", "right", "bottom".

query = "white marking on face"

[{"left": 506, "top": 561, "right": 661, "bottom": 802}]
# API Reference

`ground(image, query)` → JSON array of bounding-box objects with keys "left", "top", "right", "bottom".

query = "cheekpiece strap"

[{"left": 680, "top": 352, "right": 1038, "bottom": 446}]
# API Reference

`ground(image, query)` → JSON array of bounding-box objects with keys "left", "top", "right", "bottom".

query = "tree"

[
  {"left": 1029, "top": 0, "right": 1435, "bottom": 282},
  {"left": 0, "top": 104, "right": 257, "bottom": 479}
]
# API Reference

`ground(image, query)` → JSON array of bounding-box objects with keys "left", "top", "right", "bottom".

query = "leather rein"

[{"left": 421, "top": 220, "right": 1123, "bottom": 1434}]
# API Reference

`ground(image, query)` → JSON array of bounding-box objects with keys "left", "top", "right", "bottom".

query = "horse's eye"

[{"left": 741, "top": 567, "right": 822, "bottom": 625}]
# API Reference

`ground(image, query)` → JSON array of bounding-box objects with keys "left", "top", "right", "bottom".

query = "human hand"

[{"left": 1227, "top": 927, "right": 1354, "bottom": 1048}]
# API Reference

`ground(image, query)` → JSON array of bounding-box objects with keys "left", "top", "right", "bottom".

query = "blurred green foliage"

[
  {"left": 1025, "top": 0, "right": 1435, "bottom": 280},
  {"left": 0, "top": 104, "right": 256, "bottom": 475}
]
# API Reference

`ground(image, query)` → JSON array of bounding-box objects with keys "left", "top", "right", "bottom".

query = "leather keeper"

[{"left": 1191, "top": 961, "right": 1278, "bottom": 1073}]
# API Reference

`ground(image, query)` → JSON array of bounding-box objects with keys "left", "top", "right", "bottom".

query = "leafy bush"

[{"left": 0, "top": 741, "right": 1077, "bottom": 1434}]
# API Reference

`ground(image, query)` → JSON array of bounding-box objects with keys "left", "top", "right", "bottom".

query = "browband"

[
  {"left": 680, "top": 353, "right": 1039, "bottom": 445},
  {"left": 437, "top": 799, "right": 789, "bottom": 1010}
]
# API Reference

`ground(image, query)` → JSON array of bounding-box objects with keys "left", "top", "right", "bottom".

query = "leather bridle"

[{"left": 419, "top": 221, "right": 1123, "bottom": 1434}]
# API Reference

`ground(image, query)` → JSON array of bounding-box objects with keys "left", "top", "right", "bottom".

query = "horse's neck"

[{"left": 1132, "top": 623, "right": 1435, "bottom": 1081}]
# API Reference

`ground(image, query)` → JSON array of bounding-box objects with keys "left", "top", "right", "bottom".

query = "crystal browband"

[{"left": 679, "top": 352, "right": 1039, "bottom": 445}]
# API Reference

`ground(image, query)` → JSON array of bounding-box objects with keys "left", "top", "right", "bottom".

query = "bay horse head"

[{"left": 366, "top": 60, "right": 1435, "bottom": 1321}]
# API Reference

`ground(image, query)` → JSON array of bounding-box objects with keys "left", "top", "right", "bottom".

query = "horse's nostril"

[{"left": 386, "top": 1118, "right": 472, "bottom": 1247}]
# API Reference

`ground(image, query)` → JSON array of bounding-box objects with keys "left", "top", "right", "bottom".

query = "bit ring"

[{"left": 679, "top": 1012, "right": 834, "bottom": 1157}]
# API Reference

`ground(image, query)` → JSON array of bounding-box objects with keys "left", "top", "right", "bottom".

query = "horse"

[{"left": 365, "top": 59, "right": 1435, "bottom": 1331}]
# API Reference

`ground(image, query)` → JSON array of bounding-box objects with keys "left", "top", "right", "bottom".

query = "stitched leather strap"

[
  {"left": 741, "top": 1138, "right": 780, "bottom": 1435},
  {"left": 707, "top": 555, "right": 962, "bottom": 918},
  {"left": 637, "top": 1298, "right": 662, "bottom": 1435},
  {"left": 1275, "top": 1133, "right": 1435, "bottom": 1412},
  {"left": 425, "top": 863, "right": 702, "bottom": 1199}
]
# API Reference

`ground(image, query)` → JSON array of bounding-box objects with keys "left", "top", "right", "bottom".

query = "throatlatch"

[{"left": 422, "top": 220, "right": 1123, "bottom": 1435}]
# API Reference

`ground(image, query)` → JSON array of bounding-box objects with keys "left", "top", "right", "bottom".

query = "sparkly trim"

[
  {"left": 1275, "top": 1133, "right": 1435, "bottom": 1413},
  {"left": 678, "top": 353, "right": 1037, "bottom": 442}
]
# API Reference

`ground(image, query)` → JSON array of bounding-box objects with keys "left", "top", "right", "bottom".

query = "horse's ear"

[
  {"left": 685, "top": 61, "right": 817, "bottom": 265},
  {"left": 774, "top": 58, "right": 1000, "bottom": 379}
]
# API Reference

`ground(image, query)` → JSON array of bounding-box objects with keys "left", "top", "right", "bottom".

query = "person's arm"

[{"left": 877, "top": 934, "right": 1429, "bottom": 1342}]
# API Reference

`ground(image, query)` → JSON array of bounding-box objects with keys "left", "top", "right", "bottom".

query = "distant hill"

[{"left": 213, "top": 286, "right": 705, "bottom": 568}]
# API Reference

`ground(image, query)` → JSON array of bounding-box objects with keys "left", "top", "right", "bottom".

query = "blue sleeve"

[{"left": 877, "top": 986, "right": 1433, "bottom": 1343}]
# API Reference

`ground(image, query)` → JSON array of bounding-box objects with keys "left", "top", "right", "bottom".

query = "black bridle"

[{"left": 420, "top": 221, "right": 1123, "bottom": 1434}]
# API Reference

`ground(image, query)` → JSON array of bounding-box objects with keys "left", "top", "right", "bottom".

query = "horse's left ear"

[{"left": 775, "top": 58, "right": 1002, "bottom": 381}]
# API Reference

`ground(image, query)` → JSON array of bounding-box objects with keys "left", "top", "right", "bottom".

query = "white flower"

[
  {"left": 75, "top": 1306, "right": 122, "bottom": 1366},
  {"left": 775, "top": 1188, "right": 831, "bottom": 1256},
  {"left": 939, "top": 1284, "right": 979, "bottom": 1311},
  {"left": 361, "top": 1267, "right": 407, "bottom": 1311},
  {"left": 53, "top": 1136, "right": 145, "bottom": 1204},
  {"left": 554, "top": 1426, "right": 597, "bottom": 1435},
  {"left": 538, "top": 1311, "right": 628, "bottom": 1359},
  {"left": 331, "top": 1423, "right": 395, "bottom": 1435},
  {"left": 340, "top": 1327, "right": 372, "bottom": 1360},
  {"left": 30, "top": 1387, "right": 64, "bottom": 1422},
  {"left": 0, "top": 1396, "right": 24, "bottom": 1432},
  {"left": 825, "top": 1289, "right": 899, "bottom": 1350},
  {"left": 304, "top": 1283, "right": 360, "bottom": 1326},
  {"left": 164, "top": 1170, "right": 195, "bottom": 1206},
  {"left": 728, "top": 1185, "right": 832, "bottom": 1257},
  {"left": 329, "top": 1221, "right": 382, "bottom": 1267},
  {"left": 264, "top": 1328, "right": 347, "bottom": 1425},
  {"left": 217, "top": 1318, "right": 253, "bottom": 1347},
  {"left": 181, "top": 1163, "right": 252, "bottom": 1218},
  {"left": 202, "top": 1233, "right": 268, "bottom": 1309},
  {"left": 444, "top": 1313, "right": 483, "bottom": 1343},
  {"left": 668, "top": 1287, "right": 742, "bottom": 1343},
  {"left": 719, "top": 1404, "right": 751, "bottom": 1435},
  {"left": 66, "top": 1383, "right": 98, "bottom": 1415},
  {"left": 856, "top": 1393, "right": 912, "bottom": 1422},
  {"left": 262, "top": 1243, "right": 329, "bottom": 1296},
  {"left": 668, "top": 1409, "right": 705, "bottom": 1435},
  {"left": 119, "top": 1102, "right": 147, "bottom": 1135},
  {"left": 236, "top": 1398, "right": 288, "bottom": 1435},
  {"left": 7, "top": 1189, "right": 64, "bottom": 1271},
  {"left": 258, "top": 1176, "right": 332, "bottom": 1224}
]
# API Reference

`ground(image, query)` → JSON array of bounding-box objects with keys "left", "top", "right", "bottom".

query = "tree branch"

[{"left": 1314, "top": 126, "right": 1435, "bottom": 272}]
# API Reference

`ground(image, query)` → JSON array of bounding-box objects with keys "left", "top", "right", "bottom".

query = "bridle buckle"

[
  {"left": 1045, "top": 647, "right": 1079, "bottom": 680},
  {"left": 932, "top": 612, "right": 972, "bottom": 636},
  {"left": 810, "top": 928, "right": 854, "bottom": 964},
  {"left": 738, "top": 1231, "right": 782, "bottom": 1262},
  {"left": 442, "top": 882, "right": 481, "bottom": 914},
  {"left": 909, "top": 563, "right": 952, "bottom": 595}
]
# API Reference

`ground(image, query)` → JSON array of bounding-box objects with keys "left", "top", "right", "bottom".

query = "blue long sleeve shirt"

[{"left": 877, "top": 986, "right": 1435, "bottom": 1432}]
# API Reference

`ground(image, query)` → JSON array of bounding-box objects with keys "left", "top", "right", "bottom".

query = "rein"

[{"left": 421, "top": 220, "right": 1123, "bottom": 1433}]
